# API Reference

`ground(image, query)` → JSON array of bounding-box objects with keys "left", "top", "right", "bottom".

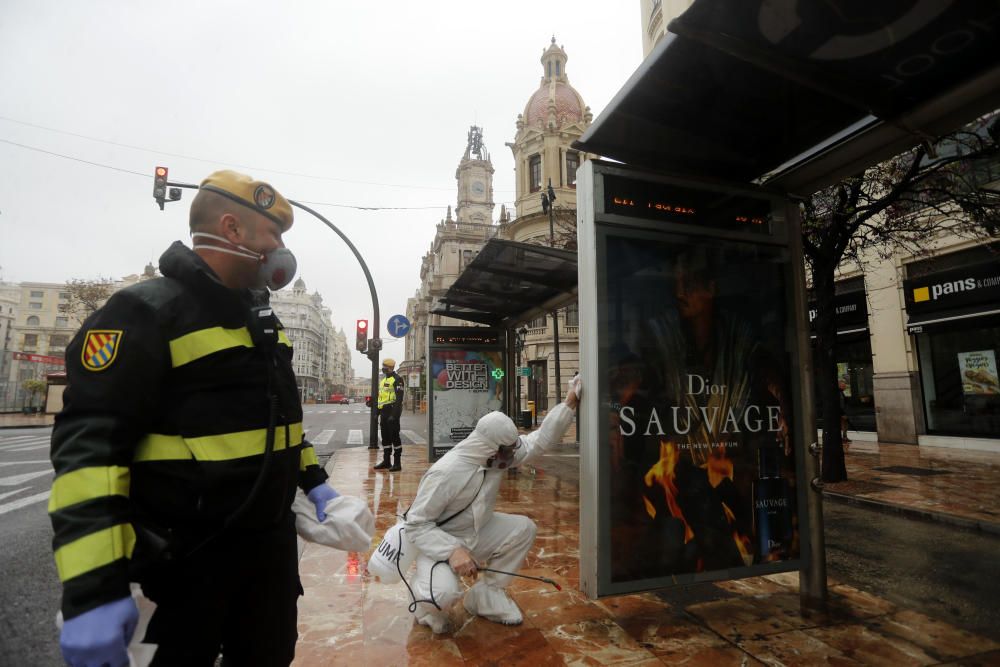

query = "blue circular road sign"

[{"left": 387, "top": 314, "right": 411, "bottom": 338}]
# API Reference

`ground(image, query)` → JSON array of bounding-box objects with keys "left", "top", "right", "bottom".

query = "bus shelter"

[
  {"left": 429, "top": 238, "right": 578, "bottom": 458},
  {"left": 572, "top": 0, "right": 1000, "bottom": 605}
]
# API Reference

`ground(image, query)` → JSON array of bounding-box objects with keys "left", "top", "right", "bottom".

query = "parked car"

[{"left": 329, "top": 394, "right": 350, "bottom": 404}]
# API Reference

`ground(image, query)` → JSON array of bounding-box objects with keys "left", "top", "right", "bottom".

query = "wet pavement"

[{"left": 292, "top": 432, "right": 1000, "bottom": 666}]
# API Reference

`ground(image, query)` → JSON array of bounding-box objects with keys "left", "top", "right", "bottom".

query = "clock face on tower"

[{"left": 471, "top": 180, "right": 485, "bottom": 196}]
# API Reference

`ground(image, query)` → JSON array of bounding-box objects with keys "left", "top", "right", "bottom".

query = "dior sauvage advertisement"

[{"left": 604, "top": 235, "right": 800, "bottom": 585}]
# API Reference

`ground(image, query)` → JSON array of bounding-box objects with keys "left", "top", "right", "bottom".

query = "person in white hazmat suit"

[{"left": 404, "top": 375, "right": 581, "bottom": 633}]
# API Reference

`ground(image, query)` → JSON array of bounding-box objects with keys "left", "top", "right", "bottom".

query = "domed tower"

[{"left": 507, "top": 37, "right": 594, "bottom": 237}]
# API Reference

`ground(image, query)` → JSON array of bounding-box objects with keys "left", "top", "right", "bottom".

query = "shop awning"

[
  {"left": 431, "top": 239, "right": 578, "bottom": 328},
  {"left": 906, "top": 305, "right": 1000, "bottom": 334},
  {"left": 575, "top": 0, "right": 1000, "bottom": 196}
]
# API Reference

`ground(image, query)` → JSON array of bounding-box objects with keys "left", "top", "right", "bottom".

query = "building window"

[
  {"left": 462, "top": 249, "right": 473, "bottom": 269},
  {"left": 30, "top": 290, "right": 43, "bottom": 298},
  {"left": 23, "top": 333, "right": 38, "bottom": 348},
  {"left": 915, "top": 323, "right": 1000, "bottom": 437},
  {"left": 26, "top": 316, "right": 40, "bottom": 326},
  {"left": 29, "top": 302, "right": 42, "bottom": 309},
  {"left": 529, "top": 314, "right": 546, "bottom": 329},
  {"left": 49, "top": 334, "right": 69, "bottom": 349},
  {"left": 566, "top": 151, "right": 579, "bottom": 188},
  {"left": 565, "top": 303, "right": 579, "bottom": 326},
  {"left": 56, "top": 317, "right": 69, "bottom": 327},
  {"left": 59, "top": 292, "right": 70, "bottom": 300},
  {"left": 529, "top": 154, "right": 541, "bottom": 192}
]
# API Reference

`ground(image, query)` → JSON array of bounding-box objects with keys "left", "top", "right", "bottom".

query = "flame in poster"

[
  {"left": 644, "top": 440, "right": 755, "bottom": 569},
  {"left": 643, "top": 440, "right": 694, "bottom": 543}
]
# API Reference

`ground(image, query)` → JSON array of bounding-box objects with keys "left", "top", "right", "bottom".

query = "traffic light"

[
  {"left": 153, "top": 166, "right": 168, "bottom": 210},
  {"left": 355, "top": 319, "right": 368, "bottom": 352}
]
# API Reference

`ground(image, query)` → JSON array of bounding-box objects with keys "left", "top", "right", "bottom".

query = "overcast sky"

[{"left": 0, "top": 1, "right": 643, "bottom": 375}]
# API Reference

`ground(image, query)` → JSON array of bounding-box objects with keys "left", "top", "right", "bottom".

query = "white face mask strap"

[{"left": 191, "top": 232, "right": 261, "bottom": 261}]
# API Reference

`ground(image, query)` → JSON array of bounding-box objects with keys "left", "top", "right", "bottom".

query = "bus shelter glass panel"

[
  {"left": 578, "top": 161, "right": 808, "bottom": 598},
  {"left": 427, "top": 326, "right": 507, "bottom": 460}
]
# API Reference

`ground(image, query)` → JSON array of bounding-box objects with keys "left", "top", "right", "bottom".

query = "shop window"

[
  {"left": 529, "top": 155, "right": 541, "bottom": 192},
  {"left": 916, "top": 322, "right": 1000, "bottom": 437},
  {"left": 26, "top": 316, "right": 40, "bottom": 326},
  {"left": 566, "top": 151, "right": 579, "bottom": 188}
]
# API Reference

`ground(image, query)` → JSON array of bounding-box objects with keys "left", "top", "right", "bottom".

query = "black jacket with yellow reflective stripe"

[{"left": 49, "top": 242, "right": 327, "bottom": 619}]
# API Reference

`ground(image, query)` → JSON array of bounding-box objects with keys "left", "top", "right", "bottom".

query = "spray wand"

[{"left": 477, "top": 567, "right": 562, "bottom": 591}]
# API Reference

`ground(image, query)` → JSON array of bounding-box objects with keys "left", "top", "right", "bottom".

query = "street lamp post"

[
  {"left": 515, "top": 326, "right": 527, "bottom": 415},
  {"left": 540, "top": 180, "right": 562, "bottom": 408}
]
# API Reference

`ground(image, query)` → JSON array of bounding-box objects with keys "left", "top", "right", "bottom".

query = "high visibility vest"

[{"left": 378, "top": 374, "right": 398, "bottom": 409}]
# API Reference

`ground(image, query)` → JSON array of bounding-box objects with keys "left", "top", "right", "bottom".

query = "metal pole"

[
  {"left": 288, "top": 200, "right": 382, "bottom": 453},
  {"left": 552, "top": 310, "right": 561, "bottom": 404},
  {"left": 787, "top": 202, "right": 827, "bottom": 609}
]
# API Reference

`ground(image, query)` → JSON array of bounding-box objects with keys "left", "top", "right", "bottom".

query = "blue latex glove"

[
  {"left": 60, "top": 596, "right": 138, "bottom": 667},
  {"left": 307, "top": 483, "right": 340, "bottom": 522}
]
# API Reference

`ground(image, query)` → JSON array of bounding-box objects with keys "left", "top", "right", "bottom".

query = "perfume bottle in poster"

[{"left": 604, "top": 236, "right": 798, "bottom": 584}]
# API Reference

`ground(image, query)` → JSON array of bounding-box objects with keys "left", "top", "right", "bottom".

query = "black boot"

[
  {"left": 389, "top": 449, "right": 401, "bottom": 472},
  {"left": 373, "top": 449, "right": 392, "bottom": 470}
]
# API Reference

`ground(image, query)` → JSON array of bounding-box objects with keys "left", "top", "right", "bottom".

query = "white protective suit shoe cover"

[
  {"left": 416, "top": 608, "right": 452, "bottom": 634},
  {"left": 463, "top": 581, "right": 523, "bottom": 626},
  {"left": 293, "top": 491, "right": 375, "bottom": 551}
]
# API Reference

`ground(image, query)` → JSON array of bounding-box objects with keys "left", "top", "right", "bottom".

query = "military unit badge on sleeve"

[{"left": 82, "top": 330, "right": 123, "bottom": 371}]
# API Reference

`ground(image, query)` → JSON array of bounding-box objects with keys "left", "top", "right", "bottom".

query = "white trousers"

[{"left": 411, "top": 512, "right": 536, "bottom": 625}]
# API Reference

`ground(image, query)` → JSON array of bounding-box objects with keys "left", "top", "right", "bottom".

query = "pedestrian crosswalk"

[
  {"left": 302, "top": 428, "right": 428, "bottom": 448},
  {"left": 0, "top": 432, "right": 53, "bottom": 517},
  {"left": 310, "top": 430, "right": 335, "bottom": 445}
]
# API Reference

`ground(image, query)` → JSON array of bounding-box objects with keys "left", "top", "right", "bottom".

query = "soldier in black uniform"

[{"left": 49, "top": 171, "right": 338, "bottom": 667}]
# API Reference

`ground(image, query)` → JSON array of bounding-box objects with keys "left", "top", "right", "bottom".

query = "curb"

[
  {"left": 823, "top": 490, "right": 1000, "bottom": 536},
  {"left": 0, "top": 423, "right": 53, "bottom": 430}
]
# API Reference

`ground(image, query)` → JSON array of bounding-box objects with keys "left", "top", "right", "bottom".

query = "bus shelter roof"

[
  {"left": 575, "top": 0, "right": 1000, "bottom": 196},
  {"left": 431, "top": 238, "right": 577, "bottom": 328}
]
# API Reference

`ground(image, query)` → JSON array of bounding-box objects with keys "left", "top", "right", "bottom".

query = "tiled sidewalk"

[
  {"left": 292, "top": 441, "right": 1000, "bottom": 666},
  {"left": 827, "top": 440, "right": 1000, "bottom": 533}
]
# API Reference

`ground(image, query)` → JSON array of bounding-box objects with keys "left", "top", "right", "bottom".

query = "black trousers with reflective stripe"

[
  {"left": 140, "top": 518, "right": 300, "bottom": 667},
  {"left": 379, "top": 412, "right": 401, "bottom": 451}
]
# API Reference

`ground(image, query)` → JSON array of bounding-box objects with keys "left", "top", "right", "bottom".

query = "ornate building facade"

[
  {"left": 269, "top": 277, "right": 352, "bottom": 403},
  {"left": 503, "top": 39, "right": 595, "bottom": 414},
  {"left": 405, "top": 39, "right": 596, "bottom": 414},
  {"left": 405, "top": 126, "right": 503, "bottom": 397}
]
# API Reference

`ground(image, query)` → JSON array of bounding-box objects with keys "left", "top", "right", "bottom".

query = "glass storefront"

[
  {"left": 915, "top": 318, "right": 1000, "bottom": 437},
  {"left": 834, "top": 333, "right": 876, "bottom": 432},
  {"left": 809, "top": 284, "right": 876, "bottom": 432},
  {"left": 904, "top": 247, "right": 1000, "bottom": 439}
]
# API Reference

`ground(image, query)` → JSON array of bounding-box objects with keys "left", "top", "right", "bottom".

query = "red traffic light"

[
  {"left": 355, "top": 319, "right": 368, "bottom": 352},
  {"left": 153, "top": 166, "right": 169, "bottom": 209}
]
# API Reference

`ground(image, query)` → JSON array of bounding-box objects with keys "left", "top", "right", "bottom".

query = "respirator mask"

[
  {"left": 486, "top": 439, "right": 521, "bottom": 469},
  {"left": 192, "top": 232, "right": 297, "bottom": 291}
]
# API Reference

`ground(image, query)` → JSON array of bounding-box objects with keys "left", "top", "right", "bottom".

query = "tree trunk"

[{"left": 812, "top": 265, "right": 848, "bottom": 483}]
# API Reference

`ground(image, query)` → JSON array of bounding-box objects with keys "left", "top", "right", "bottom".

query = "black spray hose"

[{"left": 478, "top": 567, "right": 562, "bottom": 591}]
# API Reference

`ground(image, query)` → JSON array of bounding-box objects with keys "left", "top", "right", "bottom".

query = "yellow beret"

[{"left": 199, "top": 170, "right": 293, "bottom": 232}]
